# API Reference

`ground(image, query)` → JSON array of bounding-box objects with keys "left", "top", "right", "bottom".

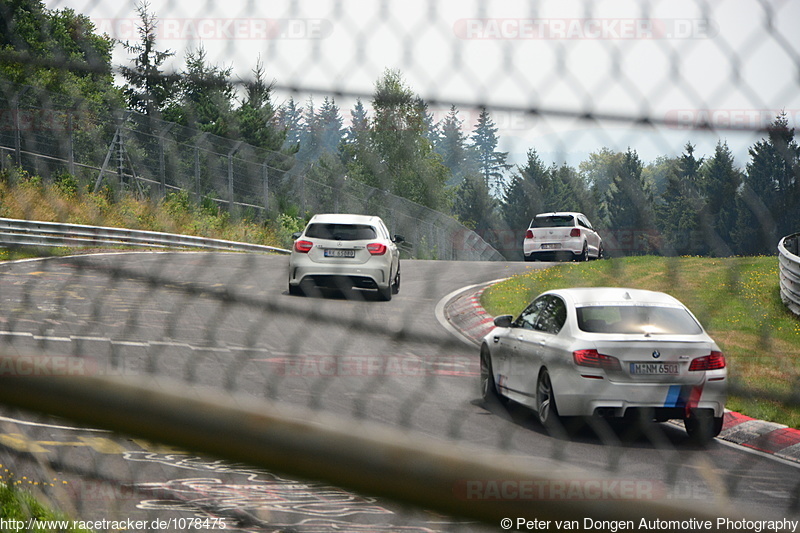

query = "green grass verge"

[
  {"left": 0, "top": 247, "right": 91, "bottom": 262},
  {"left": 1, "top": 481, "right": 91, "bottom": 533},
  {"left": 481, "top": 256, "right": 800, "bottom": 428}
]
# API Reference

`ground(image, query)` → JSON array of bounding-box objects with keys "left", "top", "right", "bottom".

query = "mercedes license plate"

[{"left": 324, "top": 249, "right": 356, "bottom": 258}]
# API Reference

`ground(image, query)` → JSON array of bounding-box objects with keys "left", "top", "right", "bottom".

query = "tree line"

[{"left": 1, "top": 0, "right": 798, "bottom": 258}]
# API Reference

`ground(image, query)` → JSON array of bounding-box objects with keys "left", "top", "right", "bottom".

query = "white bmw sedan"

[
  {"left": 288, "top": 213, "right": 403, "bottom": 301},
  {"left": 480, "top": 288, "right": 727, "bottom": 443}
]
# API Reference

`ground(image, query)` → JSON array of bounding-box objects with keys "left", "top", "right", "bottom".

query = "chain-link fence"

[{"left": 1, "top": 0, "right": 800, "bottom": 531}]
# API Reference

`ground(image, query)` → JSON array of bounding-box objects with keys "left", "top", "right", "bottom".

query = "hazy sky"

[{"left": 47, "top": 0, "right": 800, "bottom": 167}]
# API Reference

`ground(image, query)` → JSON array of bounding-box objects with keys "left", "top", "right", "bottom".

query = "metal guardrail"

[
  {"left": 0, "top": 217, "right": 290, "bottom": 254},
  {"left": 779, "top": 233, "right": 800, "bottom": 317}
]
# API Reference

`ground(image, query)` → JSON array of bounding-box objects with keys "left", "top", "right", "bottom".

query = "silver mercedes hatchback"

[{"left": 288, "top": 213, "right": 403, "bottom": 301}]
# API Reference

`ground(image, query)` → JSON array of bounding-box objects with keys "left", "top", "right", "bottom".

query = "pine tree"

[
  {"left": 607, "top": 148, "right": 655, "bottom": 254},
  {"left": 578, "top": 148, "right": 625, "bottom": 231},
  {"left": 162, "top": 45, "right": 233, "bottom": 136},
  {"left": 658, "top": 143, "right": 705, "bottom": 255},
  {"left": 420, "top": 100, "right": 440, "bottom": 147},
  {"left": 294, "top": 97, "right": 343, "bottom": 163},
  {"left": 733, "top": 113, "right": 800, "bottom": 254},
  {"left": 119, "top": 1, "right": 177, "bottom": 116},
  {"left": 344, "top": 98, "right": 369, "bottom": 145},
  {"left": 315, "top": 97, "right": 344, "bottom": 155},
  {"left": 502, "top": 149, "right": 549, "bottom": 231},
  {"left": 233, "top": 58, "right": 284, "bottom": 151},
  {"left": 751, "top": 113, "right": 799, "bottom": 238},
  {"left": 277, "top": 97, "right": 303, "bottom": 151},
  {"left": 295, "top": 97, "right": 317, "bottom": 162},
  {"left": 471, "top": 108, "right": 511, "bottom": 198},
  {"left": 340, "top": 98, "right": 382, "bottom": 191},
  {"left": 454, "top": 174, "right": 496, "bottom": 232},
  {"left": 367, "top": 69, "right": 449, "bottom": 210},
  {"left": 644, "top": 156, "right": 679, "bottom": 198},
  {"left": 701, "top": 141, "right": 740, "bottom": 254},
  {"left": 435, "top": 105, "right": 477, "bottom": 186},
  {"left": 549, "top": 163, "right": 588, "bottom": 214}
]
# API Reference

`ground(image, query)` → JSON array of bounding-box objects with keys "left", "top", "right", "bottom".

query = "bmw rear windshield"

[
  {"left": 576, "top": 305, "right": 703, "bottom": 335},
  {"left": 532, "top": 215, "right": 574, "bottom": 228},
  {"left": 305, "top": 223, "right": 377, "bottom": 241}
]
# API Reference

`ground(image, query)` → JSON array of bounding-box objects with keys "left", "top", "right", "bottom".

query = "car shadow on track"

[
  {"left": 472, "top": 397, "right": 712, "bottom": 450},
  {"left": 284, "top": 286, "right": 388, "bottom": 302}
]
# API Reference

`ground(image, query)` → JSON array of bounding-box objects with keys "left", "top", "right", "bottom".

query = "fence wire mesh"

[{"left": 1, "top": 0, "right": 800, "bottom": 532}]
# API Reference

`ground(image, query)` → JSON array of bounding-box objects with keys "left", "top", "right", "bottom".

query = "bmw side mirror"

[
  {"left": 493, "top": 315, "right": 513, "bottom": 328},
  {"left": 291, "top": 232, "right": 302, "bottom": 240}
]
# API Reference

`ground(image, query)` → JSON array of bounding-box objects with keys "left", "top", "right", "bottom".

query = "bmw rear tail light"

[
  {"left": 573, "top": 349, "right": 621, "bottom": 371},
  {"left": 294, "top": 240, "right": 313, "bottom": 253},
  {"left": 525, "top": 229, "right": 534, "bottom": 239},
  {"left": 689, "top": 351, "right": 726, "bottom": 371},
  {"left": 367, "top": 243, "right": 387, "bottom": 255},
  {"left": 570, "top": 228, "right": 581, "bottom": 238}
]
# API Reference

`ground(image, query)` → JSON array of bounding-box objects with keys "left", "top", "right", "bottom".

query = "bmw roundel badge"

[{"left": 652, "top": 350, "right": 661, "bottom": 359}]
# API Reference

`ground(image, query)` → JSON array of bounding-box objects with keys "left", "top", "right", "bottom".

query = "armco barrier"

[
  {"left": 778, "top": 232, "right": 800, "bottom": 317},
  {"left": 0, "top": 217, "right": 290, "bottom": 254}
]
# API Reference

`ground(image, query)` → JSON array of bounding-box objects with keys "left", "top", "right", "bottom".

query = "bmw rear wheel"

[
  {"left": 480, "top": 346, "right": 504, "bottom": 404},
  {"left": 536, "top": 369, "right": 562, "bottom": 432},
  {"left": 685, "top": 410, "right": 723, "bottom": 444}
]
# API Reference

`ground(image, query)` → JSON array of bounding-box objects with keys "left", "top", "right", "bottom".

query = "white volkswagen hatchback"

[
  {"left": 480, "top": 288, "right": 727, "bottom": 443},
  {"left": 523, "top": 212, "right": 603, "bottom": 262},
  {"left": 288, "top": 214, "right": 403, "bottom": 301}
]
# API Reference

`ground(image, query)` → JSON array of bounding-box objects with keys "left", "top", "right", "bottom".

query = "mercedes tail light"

[
  {"left": 573, "top": 349, "right": 621, "bottom": 371},
  {"left": 689, "top": 351, "right": 726, "bottom": 371},
  {"left": 294, "top": 240, "right": 313, "bottom": 253},
  {"left": 367, "top": 243, "right": 387, "bottom": 255}
]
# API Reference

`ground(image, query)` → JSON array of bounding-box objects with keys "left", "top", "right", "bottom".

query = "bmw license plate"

[
  {"left": 630, "top": 362, "right": 679, "bottom": 375},
  {"left": 324, "top": 249, "right": 356, "bottom": 258},
  {"left": 541, "top": 243, "right": 561, "bottom": 250}
]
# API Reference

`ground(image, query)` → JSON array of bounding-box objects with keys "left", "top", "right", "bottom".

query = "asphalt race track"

[{"left": 0, "top": 252, "right": 798, "bottom": 531}]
